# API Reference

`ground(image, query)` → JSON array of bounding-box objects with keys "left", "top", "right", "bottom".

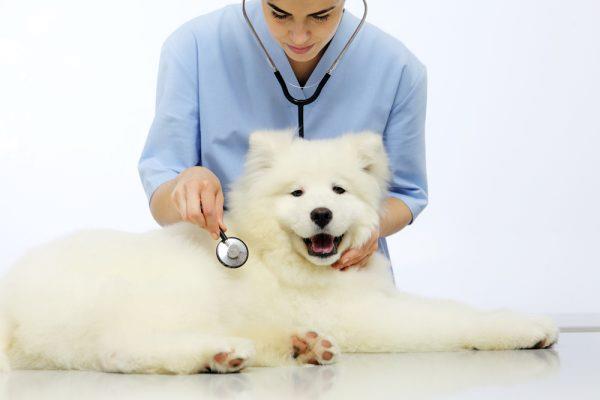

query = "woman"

[{"left": 138, "top": 0, "right": 428, "bottom": 277}]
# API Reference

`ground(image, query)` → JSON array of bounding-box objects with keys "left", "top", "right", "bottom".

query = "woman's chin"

[
  {"left": 283, "top": 44, "right": 325, "bottom": 63},
  {"left": 284, "top": 50, "right": 315, "bottom": 63}
]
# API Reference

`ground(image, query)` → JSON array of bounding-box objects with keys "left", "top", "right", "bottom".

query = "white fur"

[{"left": 0, "top": 129, "right": 558, "bottom": 374}]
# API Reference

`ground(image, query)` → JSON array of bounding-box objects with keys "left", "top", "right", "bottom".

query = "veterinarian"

[{"left": 138, "top": 0, "right": 428, "bottom": 277}]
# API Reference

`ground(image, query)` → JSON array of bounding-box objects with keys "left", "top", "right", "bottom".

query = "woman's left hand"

[{"left": 331, "top": 226, "right": 380, "bottom": 271}]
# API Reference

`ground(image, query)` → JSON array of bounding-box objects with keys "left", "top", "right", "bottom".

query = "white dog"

[{"left": 0, "top": 130, "right": 558, "bottom": 374}]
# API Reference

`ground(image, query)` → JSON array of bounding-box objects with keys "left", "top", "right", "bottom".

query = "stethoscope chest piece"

[{"left": 216, "top": 230, "right": 249, "bottom": 268}]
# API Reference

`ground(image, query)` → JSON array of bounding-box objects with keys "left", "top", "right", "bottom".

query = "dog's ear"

[
  {"left": 352, "top": 131, "right": 390, "bottom": 172},
  {"left": 246, "top": 129, "right": 296, "bottom": 171},
  {"left": 347, "top": 131, "right": 391, "bottom": 188}
]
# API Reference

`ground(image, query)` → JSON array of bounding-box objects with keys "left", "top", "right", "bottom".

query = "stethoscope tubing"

[{"left": 242, "top": 0, "right": 368, "bottom": 137}]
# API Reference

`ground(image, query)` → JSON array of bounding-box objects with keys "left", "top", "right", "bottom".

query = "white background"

[{"left": 0, "top": 1, "right": 598, "bottom": 327}]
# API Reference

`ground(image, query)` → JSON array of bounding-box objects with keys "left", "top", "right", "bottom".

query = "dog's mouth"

[{"left": 303, "top": 233, "right": 344, "bottom": 258}]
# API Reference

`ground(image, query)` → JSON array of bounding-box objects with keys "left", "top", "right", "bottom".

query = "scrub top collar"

[{"left": 248, "top": 0, "right": 357, "bottom": 101}]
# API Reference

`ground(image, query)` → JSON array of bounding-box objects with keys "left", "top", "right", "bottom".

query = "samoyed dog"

[{"left": 0, "top": 130, "right": 557, "bottom": 374}]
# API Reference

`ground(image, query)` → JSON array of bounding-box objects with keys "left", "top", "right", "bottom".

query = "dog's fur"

[{"left": 0, "top": 130, "right": 558, "bottom": 374}]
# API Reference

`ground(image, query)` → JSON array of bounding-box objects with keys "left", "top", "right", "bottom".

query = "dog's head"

[{"left": 228, "top": 129, "right": 391, "bottom": 266}]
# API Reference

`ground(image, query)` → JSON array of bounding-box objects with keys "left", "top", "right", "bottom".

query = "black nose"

[{"left": 310, "top": 207, "right": 333, "bottom": 228}]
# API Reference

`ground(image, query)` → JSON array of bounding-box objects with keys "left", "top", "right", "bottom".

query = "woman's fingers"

[
  {"left": 173, "top": 188, "right": 188, "bottom": 221},
  {"left": 199, "top": 182, "right": 219, "bottom": 240},
  {"left": 331, "top": 249, "right": 356, "bottom": 269},
  {"left": 340, "top": 252, "right": 370, "bottom": 271},
  {"left": 340, "top": 254, "right": 363, "bottom": 269},
  {"left": 334, "top": 245, "right": 378, "bottom": 270},
  {"left": 214, "top": 189, "right": 227, "bottom": 232},
  {"left": 185, "top": 183, "right": 207, "bottom": 229}
]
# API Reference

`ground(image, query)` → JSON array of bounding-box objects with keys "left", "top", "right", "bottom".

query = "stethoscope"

[
  {"left": 242, "top": 0, "right": 368, "bottom": 138},
  {"left": 215, "top": 0, "right": 368, "bottom": 268}
]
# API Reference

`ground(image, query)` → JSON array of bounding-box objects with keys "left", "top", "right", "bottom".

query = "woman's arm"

[
  {"left": 332, "top": 61, "right": 428, "bottom": 270},
  {"left": 138, "top": 25, "right": 201, "bottom": 212},
  {"left": 140, "top": 26, "right": 221, "bottom": 231},
  {"left": 149, "top": 177, "right": 181, "bottom": 226},
  {"left": 379, "top": 197, "right": 413, "bottom": 238},
  {"left": 383, "top": 64, "right": 429, "bottom": 226}
]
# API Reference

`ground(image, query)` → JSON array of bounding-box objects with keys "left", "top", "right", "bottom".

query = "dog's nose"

[{"left": 310, "top": 207, "right": 333, "bottom": 228}]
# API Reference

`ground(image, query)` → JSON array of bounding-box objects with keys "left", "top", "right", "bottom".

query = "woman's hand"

[
  {"left": 170, "top": 166, "right": 227, "bottom": 240},
  {"left": 331, "top": 226, "right": 380, "bottom": 271}
]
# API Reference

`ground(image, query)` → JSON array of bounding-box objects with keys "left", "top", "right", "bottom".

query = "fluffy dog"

[{"left": 0, "top": 130, "right": 558, "bottom": 374}]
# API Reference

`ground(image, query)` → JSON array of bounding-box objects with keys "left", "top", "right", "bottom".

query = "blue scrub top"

[{"left": 138, "top": 0, "right": 428, "bottom": 282}]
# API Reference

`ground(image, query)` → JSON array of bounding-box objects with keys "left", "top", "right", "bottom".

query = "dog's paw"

[
  {"left": 203, "top": 341, "right": 255, "bottom": 374},
  {"left": 512, "top": 314, "right": 558, "bottom": 350},
  {"left": 291, "top": 330, "right": 339, "bottom": 365},
  {"left": 467, "top": 310, "right": 559, "bottom": 351},
  {"left": 526, "top": 314, "right": 559, "bottom": 349}
]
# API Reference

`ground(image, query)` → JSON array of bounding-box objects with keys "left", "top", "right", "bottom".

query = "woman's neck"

[
  {"left": 288, "top": 57, "right": 319, "bottom": 87},
  {"left": 287, "top": 42, "right": 331, "bottom": 87}
]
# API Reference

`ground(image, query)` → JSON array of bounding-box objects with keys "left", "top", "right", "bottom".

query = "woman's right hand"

[{"left": 170, "top": 166, "right": 227, "bottom": 240}]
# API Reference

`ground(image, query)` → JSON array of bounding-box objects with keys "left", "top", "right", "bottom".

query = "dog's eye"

[
  {"left": 332, "top": 186, "right": 346, "bottom": 194},
  {"left": 291, "top": 189, "right": 304, "bottom": 197}
]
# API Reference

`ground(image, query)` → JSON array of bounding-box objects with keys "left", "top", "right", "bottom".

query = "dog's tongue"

[{"left": 311, "top": 234, "right": 334, "bottom": 254}]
